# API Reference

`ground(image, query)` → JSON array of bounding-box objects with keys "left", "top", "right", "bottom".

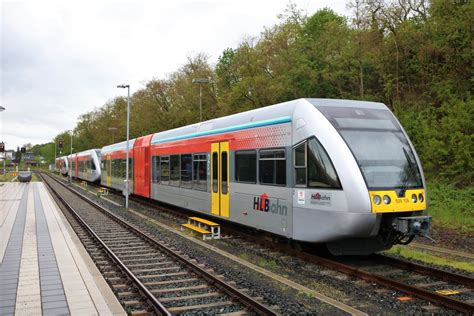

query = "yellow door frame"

[{"left": 211, "top": 141, "right": 230, "bottom": 218}]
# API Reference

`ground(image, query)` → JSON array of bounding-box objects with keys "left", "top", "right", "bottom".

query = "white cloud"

[{"left": 0, "top": 0, "right": 348, "bottom": 150}]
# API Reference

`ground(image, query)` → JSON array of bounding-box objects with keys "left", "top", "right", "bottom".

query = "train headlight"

[
  {"left": 418, "top": 193, "right": 424, "bottom": 202},
  {"left": 373, "top": 195, "right": 381, "bottom": 205},
  {"left": 411, "top": 194, "right": 417, "bottom": 203},
  {"left": 383, "top": 195, "right": 391, "bottom": 204}
]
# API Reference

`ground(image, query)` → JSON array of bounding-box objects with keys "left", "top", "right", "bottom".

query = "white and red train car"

[{"left": 92, "top": 98, "right": 431, "bottom": 255}]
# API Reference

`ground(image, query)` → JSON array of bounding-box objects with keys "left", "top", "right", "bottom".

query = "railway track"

[
  {"left": 408, "top": 242, "right": 474, "bottom": 262},
  {"left": 40, "top": 173, "right": 276, "bottom": 315},
  {"left": 50, "top": 173, "right": 474, "bottom": 314}
]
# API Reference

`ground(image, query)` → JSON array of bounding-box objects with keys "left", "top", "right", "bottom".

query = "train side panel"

[
  {"left": 133, "top": 135, "right": 153, "bottom": 198},
  {"left": 100, "top": 140, "right": 135, "bottom": 194},
  {"left": 149, "top": 107, "right": 296, "bottom": 238}
]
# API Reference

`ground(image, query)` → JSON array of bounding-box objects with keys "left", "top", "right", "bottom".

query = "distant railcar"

[
  {"left": 100, "top": 140, "right": 136, "bottom": 193},
  {"left": 96, "top": 98, "right": 430, "bottom": 255},
  {"left": 55, "top": 156, "right": 69, "bottom": 176},
  {"left": 68, "top": 149, "right": 101, "bottom": 182}
]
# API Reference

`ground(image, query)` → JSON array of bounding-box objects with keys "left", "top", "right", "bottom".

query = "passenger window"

[
  {"left": 307, "top": 138, "right": 341, "bottom": 189},
  {"left": 193, "top": 153, "right": 207, "bottom": 191},
  {"left": 235, "top": 150, "right": 256, "bottom": 183},
  {"left": 212, "top": 152, "right": 218, "bottom": 193},
  {"left": 170, "top": 155, "right": 180, "bottom": 186},
  {"left": 152, "top": 156, "right": 160, "bottom": 183},
  {"left": 160, "top": 156, "right": 170, "bottom": 184},
  {"left": 259, "top": 149, "right": 286, "bottom": 186},
  {"left": 180, "top": 154, "right": 192, "bottom": 188},
  {"left": 129, "top": 158, "right": 133, "bottom": 178},
  {"left": 294, "top": 143, "right": 306, "bottom": 186},
  {"left": 221, "top": 152, "right": 228, "bottom": 194}
]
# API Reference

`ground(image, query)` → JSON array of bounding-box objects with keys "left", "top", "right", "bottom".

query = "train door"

[
  {"left": 106, "top": 155, "right": 112, "bottom": 187},
  {"left": 211, "top": 141, "right": 230, "bottom": 218},
  {"left": 133, "top": 135, "right": 152, "bottom": 198}
]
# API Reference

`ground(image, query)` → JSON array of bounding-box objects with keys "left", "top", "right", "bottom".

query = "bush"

[
  {"left": 427, "top": 181, "right": 474, "bottom": 232},
  {"left": 397, "top": 98, "right": 473, "bottom": 187}
]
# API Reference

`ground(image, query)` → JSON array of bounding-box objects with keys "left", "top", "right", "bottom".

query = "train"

[{"left": 55, "top": 98, "right": 432, "bottom": 255}]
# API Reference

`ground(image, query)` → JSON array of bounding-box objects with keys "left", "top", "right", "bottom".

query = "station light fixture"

[
  {"left": 117, "top": 84, "right": 131, "bottom": 209},
  {"left": 192, "top": 78, "right": 211, "bottom": 122}
]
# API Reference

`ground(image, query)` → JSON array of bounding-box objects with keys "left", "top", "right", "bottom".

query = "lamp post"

[
  {"left": 192, "top": 78, "right": 210, "bottom": 122},
  {"left": 1, "top": 107, "right": 6, "bottom": 175},
  {"left": 1, "top": 142, "right": 6, "bottom": 176},
  {"left": 69, "top": 131, "right": 73, "bottom": 183},
  {"left": 108, "top": 127, "right": 118, "bottom": 143},
  {"left": 117, "top": 84, "right": 131, "bottom": 208}
]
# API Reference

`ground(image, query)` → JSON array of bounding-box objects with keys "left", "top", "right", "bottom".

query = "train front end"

[{"left": 308, "top": 99, "right": 431, "bottom": 255}]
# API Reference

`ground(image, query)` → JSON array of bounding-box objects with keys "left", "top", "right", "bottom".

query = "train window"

[
  {"left": 235, "top": 151, "right": 256, "bottom": 183},
  {"left": 170, "top": 155, "right": 180, "bottom": 186},
  {"left": 120, "top": 159, "right": 125, "bottom": 178},
  {"left": 91, "top": 159, "right": 96, "bottom": 170},
  {"left": 152, "top": 156, "right": 160, "bottom": 183},
  {"left": 212, "top": 152, "right": 218, "bottom": 193},
  {"left": 259, "top": 149, "right": 286, "bottom": 186},
  {"left": 221, "top": 152, "right": 228, "bottom": 194},
  {"left": 307, "top": 138, "right": 341, "bottom": 189},
  {"left": 193, "top": 153, "right": 207, "bottom": 191},
  {"left": 129, "top": 158, "right": 133, "bottom": 178},
  {"left": 160, "top": 156, "right": 170, "bottom": 184},
  {"left": 180, "top": 154, "right": 192, "bottom": 189},
  {"left": 294, "top": 143, "right": 307, "bottom": 186}
]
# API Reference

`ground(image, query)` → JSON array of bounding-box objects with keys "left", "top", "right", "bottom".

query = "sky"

[{"left": 0, "top": 0, "right": 348, "bottom": 151}]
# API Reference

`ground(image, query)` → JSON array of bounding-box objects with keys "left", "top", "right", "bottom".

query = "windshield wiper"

[{"left": 399, "top": 147, "right": 416, "bottom": 197}]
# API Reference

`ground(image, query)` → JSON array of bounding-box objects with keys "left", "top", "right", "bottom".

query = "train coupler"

[{"left": 392, "top": 215, "right": 433, "bottom": 244}]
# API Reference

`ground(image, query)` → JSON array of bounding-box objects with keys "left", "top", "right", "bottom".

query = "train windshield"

[{"left": 318, "top": 106, "right": 422, "bottom": 190}]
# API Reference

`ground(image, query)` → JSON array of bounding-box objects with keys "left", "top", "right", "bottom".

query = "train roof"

[
  {"left": 308, "top": 98, "right": 387, "bottom": 110},
  {"left": 75, "top": 148, "right": 100, "bottom": 157},
  {"left": 150, "top": 98, "right": 388, "bottom": 145},
  {"left": 94, "top": 98, "right": 388, "bottom": 151},
  {"left": 151, "top": 99, "right": 299, "bottom": 145},
  {"left": 101, "top": 139, "right": 136, "bottom": 154}
]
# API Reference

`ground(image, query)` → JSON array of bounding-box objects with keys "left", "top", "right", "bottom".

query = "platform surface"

[{"left": 0, "top": 182, "right": 125, "bottom": 315}]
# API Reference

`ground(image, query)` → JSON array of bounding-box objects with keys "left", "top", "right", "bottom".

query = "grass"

[
  {"left": 427, "top": 181, "right": 474, "bottom": 233},
  {"left": 256, "top": 258, "right": 278, "bottom": 270},
  {"left": 387, "top": 245, "right": 474, "bottom": 272},
  {"left": 31, "top": 173, "right": 40, "bottom": 181},
  {"left": 0, "top": 171, "right": 16, "bottom": 182}
]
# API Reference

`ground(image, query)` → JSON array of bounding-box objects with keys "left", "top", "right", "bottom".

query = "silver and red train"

[{"left": 55, "top": 98, "right": 432, "bottom": 255}]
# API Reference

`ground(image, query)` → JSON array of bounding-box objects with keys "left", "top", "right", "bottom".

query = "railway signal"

[
  {"left": 0, "top": 142, "right": 4, "bottom": 153},
  {"left": 58, "top": 139, "right": 64, "bottom": 149}
]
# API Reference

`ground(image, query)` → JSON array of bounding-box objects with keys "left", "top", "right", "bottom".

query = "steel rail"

[
  {"left": 371, "top": 254, "right": 474, "bottom": 287},
  {"left": 50, "top": 173, "right": 474, "bottom": 314},
  {"left": 42, "top": 173, "right": 276, "bottom": 316},
  {"left": 296, "top": 252, "right": 474, "bottom": 315},
  {"left": 41, "top": 173, "right": 170, "bottom": 315}
]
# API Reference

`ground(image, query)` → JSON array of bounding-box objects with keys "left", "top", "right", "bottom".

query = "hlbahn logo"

[
  {"left": 253, "top": 193, "right": 287, "bottom": 216},
  {"left": 310, "top": 192, "right": 332, "bottom": 205}
]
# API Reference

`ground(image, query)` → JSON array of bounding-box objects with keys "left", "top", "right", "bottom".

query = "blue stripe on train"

[{"left": 151, "top": 116, "right": 292, "bottom": 145}]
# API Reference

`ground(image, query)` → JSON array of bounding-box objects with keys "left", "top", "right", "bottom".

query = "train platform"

[{"left": 0, "top": 182, "right": 125, "bottom": 316}]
